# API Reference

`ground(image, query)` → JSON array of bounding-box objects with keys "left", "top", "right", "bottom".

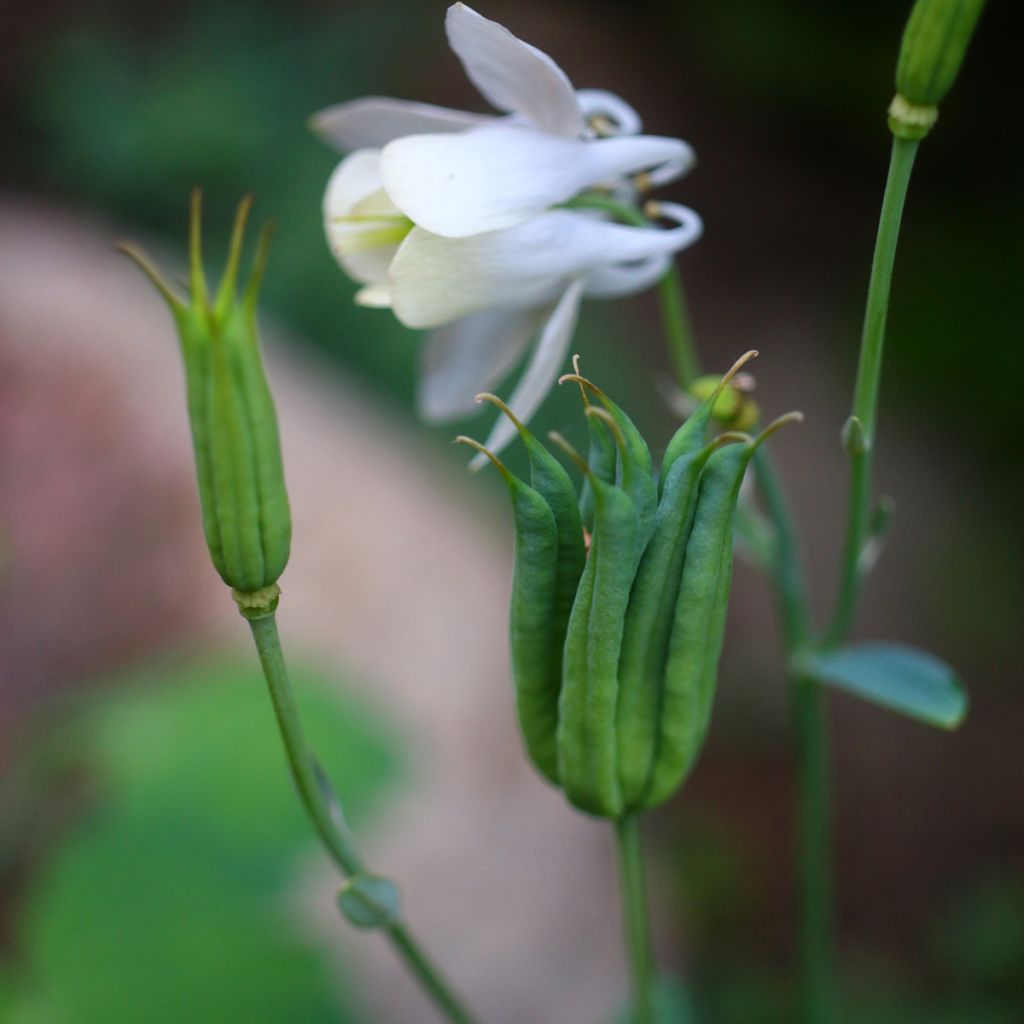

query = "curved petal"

[
  {"left": 311, "top": 96, "right": 492, "bottom": 152},
  {"left": 445, "top": 3, "right": 583, "bottom": 138},
  {"left": 355, "top": 283, "right": 393, "bottom": 307},
  {"left": 389, "top": 208, "right": 701, "bottom": 328},
  {"left": 576, "top": 89, "right": 642, "bottom": 136},
  {"left": 323, "top": 150, "right": 408, "bottom": 286},
  {"left": 470, "top": 278, "right": 585, "bottom": 468},
  {"left": 381, "top": 122, "right": 693, "bottom": 237},
  {"left": 584, "top": 254, "right": 671, "bottom": 299},
  {"left": 418, "top": 306, "right": 543, "bottom": 422}
]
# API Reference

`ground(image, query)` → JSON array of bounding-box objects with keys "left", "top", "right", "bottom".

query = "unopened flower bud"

[
  {"left": 890, "top": 0, "right": 987, "bottom": 139},
  {"left": 120, "top": 192, "right": 291, "bottom": 595}
]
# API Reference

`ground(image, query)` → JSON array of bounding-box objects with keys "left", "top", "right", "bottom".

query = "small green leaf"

[
  {"left": 337, "top": 874, "right": 400, "bottom": 930},
  {"left": 806, "top": 642, "right": 967, "bottom": 729}
]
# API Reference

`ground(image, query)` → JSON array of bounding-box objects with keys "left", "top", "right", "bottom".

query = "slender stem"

[
  {"left": 563, "top": 192, "right": 700, "bottom": 390},
  {"left": 614, "top": 816, "right": 655, "bottom": 1024},
  {"left": 754, "top": 451, "right": 836, "bottom": 1022},
  {"left": 826, "top": 137, "right": 919, "bottom": 647},
  {"left": 793, "top": 676, "right": 835, "bottom": 1023},
  {"left": 247, "top": 612, "right": 479, "bottom": 1024},
  {"left": 386, "top": 924, "right": 478, "bottom": 1024},
  {"left": 655, "top": 265, "right": 699, "bottom": 389},
  {"left": 653, "top": 247, "right": 834, "bottom": 1018},
  {"left": 248, "top": 612, "right": 362, "bottom": 874}
]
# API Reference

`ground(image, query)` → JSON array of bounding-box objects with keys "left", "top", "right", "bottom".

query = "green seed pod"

[
  {"left": 468, "top": 355, "right": 800, "bottom": 820},
  {"left": 559, "top": 371, "right": 658, "bottom": 555},
  {"left": 459, "top": 398, "right": 586, "bottom": 786},
  {"left": 477, "top": 395, "right": 586, "bottom": 648},
  {"left": 572, "top": 359, "right": 622, "bottom": 534},
  {"left": 890, "top": 0, "right": 987, "bottom": 139},
  {"left": 642, "top": 414, "right": 802, "bottom": 808},
  {"left": 553, "top": 431, "right": 639, "bottom": 818},
  {"left": 615, "top": 433, "right": 746, "bottom": 809},
  {"left": 120, "top": 192, "right": 291, "bottom": 595}
]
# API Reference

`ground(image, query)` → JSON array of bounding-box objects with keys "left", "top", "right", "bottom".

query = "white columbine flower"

[{"left": 314, "top": 3, "right": 702, "bottom": 460}]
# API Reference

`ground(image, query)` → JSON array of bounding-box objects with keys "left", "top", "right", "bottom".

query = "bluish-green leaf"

[{"left": 806, "top": 642, "right": 967, "bottom": 729}]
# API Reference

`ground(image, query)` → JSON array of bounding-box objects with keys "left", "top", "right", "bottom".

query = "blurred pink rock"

[{"left": 0, "top": 197, "right": 632, "bottom": 1023}]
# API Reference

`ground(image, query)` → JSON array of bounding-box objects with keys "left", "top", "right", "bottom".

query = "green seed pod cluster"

[
  {"left": 120, "top": 193, "right": 291, "bottom": 599},
  {"left": 889, "top": 0, "right": 987, "bottom": 139},
  {"left": 463, "top": 353, "right": 800, "bottom": 818}
]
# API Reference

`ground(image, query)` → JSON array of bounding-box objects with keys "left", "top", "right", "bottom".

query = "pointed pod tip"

[
  {"left": 547, "top": 430, "right": 592, "bottom": 480},
  {"left": 583, "top": 405, "right": 626, "bottom": 455},
  {"left": 705, "top": 349, "right": 761, "bottom": 410},
  {"left": 476, "top": 392, "right": 528, "bottom": 437},
  {"left": 117, "top": 241, "right": 184, "bottom": 311},
  {"left": 711, "top": 430, "right": 753, "bottom": 451},
  {"left": 753, "top": 410, "right": 804, "bottom": 448},
  {"left": 455, "top": 435, "right": 511, "bottom": 481}
]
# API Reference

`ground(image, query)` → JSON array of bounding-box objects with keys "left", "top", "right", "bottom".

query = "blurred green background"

[{"left": 1, "top": 1, "right": 1021, "bottom": 1021}]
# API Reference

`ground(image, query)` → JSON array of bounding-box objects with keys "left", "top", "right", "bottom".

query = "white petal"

[
  {"left": 311, "top": 96, "right": 492, "bottom": 152},
  {"left": 323, "top": 151, "right": 407, "bottom": 286},
  {"left": 584, "top": 254, "right": 670, "bottom": 299},
  {"left": 323, "top": 150, "right": 386, "bottom": 215},
  {"left": 381, "top": 122, "right": 693, "bottom": 237},
  {"left": 445, "top": 3, "right": 583, "bottom": 138},
  {"left": 470, "top": 279, "right": 585, "bottom": 468},
  {"left": 418, "top": 307, "right": 543, "bottom": 422},
  {"left": 390, "top": 209, "right": 701, "bottom": 329},
  {"left": 576, "top": 89, "right": 642, "bottom": 136},
  {"left": 355, "top": 283, "right": 393, "bottom": 307}
]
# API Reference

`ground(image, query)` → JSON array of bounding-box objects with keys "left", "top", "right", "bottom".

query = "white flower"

[{"left": 314, "top": 3, "right": 702, "bottom": 461}]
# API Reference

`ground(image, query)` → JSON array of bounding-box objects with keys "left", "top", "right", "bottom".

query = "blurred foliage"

[
  {"left": 657, "top": 816, "right": 1024, "bottom": 1022},
  {"left": 0, "top": 656, "right": 399, "bottom": 1023},
  {"left": 13, "top": 0, "right": 431, "bottom": 398}
]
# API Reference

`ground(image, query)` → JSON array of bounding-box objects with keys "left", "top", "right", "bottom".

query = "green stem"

[
  {"left": 563, "top": 192, "right": 699, "bottom": 389},
  {"left": 386, "top": 924, "right": 479, "bottom": 1024},
  {"left": 614, "top": 816, "right": 655, "bottom": 1024},
  {"left": 651, "top": 237, "right": 834, "bottom": 1019},
  {"left": 826, "top": 136, "right": 919, "bottom": 647},
  {"left": 794, "top": 676, "right": 835, "bottom": 1024},
  {"left": 754, "top": 453, "right": 835, "bottom": 1023},
  {"left": 247, "top": 612, "right": 479, "bottom": 1024},
  {"left": 656, "top": 265, "right": 698, "bottom": 389}
]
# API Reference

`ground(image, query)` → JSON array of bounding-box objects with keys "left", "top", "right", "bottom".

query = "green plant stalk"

[
  {"left": 752, "top": 453, "right": 836, "bottom": 1022},
  {"left": 656, "top": 265, "right": 699, "bottom": 390},
  {"left": 826, "top": 136, "right": 919, "bottom": 647},
  {"left": 615, "top": 815, "right": 655, "bottom": 1024},
  {"left": 563, "top": 192, "right": 700, "bottom": 390},
  {"left": 655, "top": 256, "right": 837, "bottom": 1016},
  {"left": 793, "top": 674, "right": 834, "bottom": 1024},
  {"left": 247, "top": 612, "right": 479, "bottom": 1024}
]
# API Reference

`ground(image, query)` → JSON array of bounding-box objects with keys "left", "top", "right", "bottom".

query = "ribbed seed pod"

[
  {"left": 465, "top": 357, "right": 798, "bottom": 819},
  {"left": 642, "top": 415, "right": 801, "bottom": 808},
  {"left": 120, "top": 192, "right": 291, "bottom": 597},
  {"left": 556, "top": 449, "right": 638, "bottom": 818},
  {"left": 575, "top": 362, "right": 618, "bottom": 533},
  {"left": 560, "top": 373, "right": 658, "bottom": 556},
  {"left": 616, "top": 435, "right": 743, "bottom": 808},
  {"left": 641, "top": 441, "right": 753, "bottom": 807},
  {"left": 459, "top": 436, "right": 564, "bottom": 783},
  {"left": 468, "top": 397, "right": 586, "bottom": 784}
]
